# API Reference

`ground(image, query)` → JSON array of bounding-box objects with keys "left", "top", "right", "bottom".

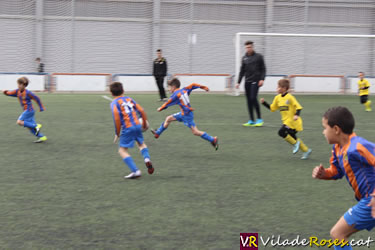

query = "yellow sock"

[
  {"left": 284, "top": 134, "right": 297, "bottom": 145},
  {"left": 365, "top": 100, "right": 372, "bottom": 109},
  {"left": 298, "top": 138, "right": 309, "bottom": 152}
]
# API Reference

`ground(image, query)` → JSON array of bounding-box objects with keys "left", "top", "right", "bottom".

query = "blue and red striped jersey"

[
  {"left": 4, "top": 89, "right": 45, "bottom": 112},
  {"left": 324, "top": 133, "right": 375, "bottom": 201},
  {"left": 159, "top": 83, "right": 209, "bottom": 115}
]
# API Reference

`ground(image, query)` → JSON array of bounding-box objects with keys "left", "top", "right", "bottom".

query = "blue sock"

[
  {"left": 123, "top": 156, "right": 138, "bottom": 172},
  {"left": 334, "top": 244, "right": 352, "bottom": 250},
  {"left": 29, "top": 128, "right": 44, "bottom": 137},
  {"left": 140, "top": 148, "right": 150, "bottom": 161},
  {"left": 200, "top": 132, "right": 214, "bottom": 142},
  {"left": 156, "top": 122, "right": 167, "bottom": 135},
  {"left": 24, "top": 121, "right": 36, "bottom": 129}
]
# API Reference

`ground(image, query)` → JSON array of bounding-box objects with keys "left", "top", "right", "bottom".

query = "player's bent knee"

[
  {"left": 278, "top": 128, "right": 287, "bottom": 138},
  {"left": 16, "top": 120, "right": 23, "bottom": 126}
]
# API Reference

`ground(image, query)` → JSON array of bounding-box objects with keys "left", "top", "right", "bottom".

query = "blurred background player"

[
  {"left": 153, "top": 49, "right": 168, "bottom": 101},
  {"left": 312, "top": 106, "right": 375, "bottom": 250},
  {"left": 151, "top": 78, "right": 218, "bottom": 150},
  {"left": 357, "top": 72, "right": 371, "bottom": 112},
  {"left": 110, "top": 82, "right": 154, "bottom": 179},
  {"left": 235, "top": 40, "right": 266, "bottom": 127},
  {"left": 3, "top": 77, "right": 47, "bottom": 143},
  {"left": 261, "top": 79, "right": 312, "bottom": 159}
]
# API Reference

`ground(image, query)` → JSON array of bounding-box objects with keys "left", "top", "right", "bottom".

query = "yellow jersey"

[
  {"left": 358, "top": 79, "right": 370, "bottom": 96},
  {"left": 270, "top": 93, "right": 303, "bottom": 131}
]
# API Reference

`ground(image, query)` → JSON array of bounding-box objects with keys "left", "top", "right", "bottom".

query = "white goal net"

[{"left": 235, "top": 32, "right": 375, "bottom": 80}]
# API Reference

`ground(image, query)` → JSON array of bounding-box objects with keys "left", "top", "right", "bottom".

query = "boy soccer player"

[
  {"left": 110, "top": 82, "right": 154, "bottom": 179},
  {"left": 357, "top": 72, "right": 371, "bottom": 112},
  {"left": 3, "top": 77, "right": 47, "bottom": 142},
  {"left": 260, "top": 79, "right": 312, "bottom": 159},
  {"left": 151, "top": 78, "right": 218, "bottom": 150},
  {"left": 312, "top": 107, "right": 375, "bottom": 250}
]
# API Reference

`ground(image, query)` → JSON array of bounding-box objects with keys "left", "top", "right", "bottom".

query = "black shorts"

[{"left": 360, "top": 95, "right": 368, "bottom": 104}]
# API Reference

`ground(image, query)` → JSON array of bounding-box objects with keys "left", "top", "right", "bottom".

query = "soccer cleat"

[
  {"left": 254, "top": 119, "right": 264, "bottom": 127},
  {"left": 124, "top": 170, "right": 141, "bottom": 179},
  {"left": 146, "top": 161, "right": 154, "bottom": 174},
  {"left": 34, "top": 136, "right": 47, "bottom": 143},
  {"left": 366, "top": 108, "right": 372, "bottom": 112},
  {"left": 301, "top": 148, "right": 312, "bottom": 160},
  {"left": 151, "top": 129, "right": 159, "bottom": 139},
  {"left": 211, "top": 137, "right": 219, "bottom": 151},
  {"left": 35, "top": 124, "right": 42, "bottom": 136},
  {"left": 242, "top": 120, "right": 255, "bottom": 127},
  {"left": 293, "top": 140, "right": 300, "bottom": 154}
]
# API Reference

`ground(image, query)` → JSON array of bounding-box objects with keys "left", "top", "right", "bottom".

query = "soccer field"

[{"left": 0, "top": 93, "right": 374, "bottom": 249}]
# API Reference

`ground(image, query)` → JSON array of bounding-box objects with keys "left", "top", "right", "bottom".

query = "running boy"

[
  {"left": 110, "top": 82, "right": 154, "bottom": 179},
  {"left": 151, "top": 78, "right": 218, "bottom": 150},
  {"left": 3, "top": 77, "right": 47, "bottom": 142},
  {"left": 357, "top": 72, "right": 371, "bottom": 112},
  {"left": 260, "top": 79, "right": 312, "bottom": 159},
  {"left": 312, "top": 106, "right": 375, "bottom": 250}
]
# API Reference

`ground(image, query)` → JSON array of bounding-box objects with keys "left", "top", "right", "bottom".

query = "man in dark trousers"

[
  {"left": 35, "top": 58, "right": 44, "bottom": 73},
  {"left": 235, "top": 41, "right": 266, "bottom": 127},
  {"left": 153, "top": 49, "right": 167, "bottom": 101}
]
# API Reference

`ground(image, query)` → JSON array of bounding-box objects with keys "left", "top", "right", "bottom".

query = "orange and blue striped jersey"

[
  {"left": 110, "top": 96, "right": 147, "bottom": 136},
  {"left": 4, "top": 89, "right": 45, "bottom": 112},
  {"left": 159, "top": 83, "right": 209, "bottom": 115},
  {"left": 324, "top": 133, "right": 375, "bottom": 201}
]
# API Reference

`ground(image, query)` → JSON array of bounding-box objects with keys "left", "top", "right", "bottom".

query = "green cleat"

[
  {"left": 254, "top": 119, "right": 264, "bottom": 127},
  {"left": 243, "top": 120, "right": 255, "bottom": 127},
  {"left": 34, "top": 136, "right": 47, "bottom": 143}
]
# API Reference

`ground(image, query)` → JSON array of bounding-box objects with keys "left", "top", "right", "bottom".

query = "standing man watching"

[
  {"left": 235, "top": 41, "right": 266, "bottom": 127},
  {"left": 35, "top": 58, "right": 44, "bottom": 73},
  {"left": 153, "top": 49, "right": 168, "bottom": 101}
]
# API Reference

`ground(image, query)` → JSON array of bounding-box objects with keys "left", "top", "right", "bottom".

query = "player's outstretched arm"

[
  {"left": 3, "top": 90, "right": 17, "bottom": 97},
  {"left": 113, "top": 134, "right": 119, "bottom": 143},
  {"left": 312, "top": 164, "right": 327, "bottom": 179}
]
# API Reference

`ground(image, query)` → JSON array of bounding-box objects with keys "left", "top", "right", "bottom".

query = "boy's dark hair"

[
  {"left": 278, "top": 79, "right": 290, "bottom": 90},
  {"left": 244, "top": 41, "right": 254, "bottom": 46},
  {"left": 110, "top": 82, "right": 124, "bottom": 96},
  {"left": 156, "top": 49, "right": 162, "bottom": 52},
  {"left": 323, "top": 106, "right": 355, "bottom": 134},
  {"left": 35, "top": 57, "right": 41, "bottom": 61},
  {"left": 168, "top": 78, "right": 181, "bottom": 88},
  {"left": 17, "top": 77, "right": 29, "bottom": 87},
  {"left": 359, "top": 71, "right": 364, "bottom": 74}
]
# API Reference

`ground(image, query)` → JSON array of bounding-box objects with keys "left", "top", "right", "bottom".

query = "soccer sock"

[
  {"left": 365, "top": 100, "right": 371, "bottom": 108},
  {"left": 29, "top": 128, "right": 44, "bottom": 137},
  {"left": 23, "top": 121, "right": 36, "bottom": 129},
  {"left": 284, "top": 134, "right": 297, "bottom": 145},
  {"left": 140, "top": 148, "right": 150, "bottom": 162},
  {"left": 156, "top": 122, "right": 167, "bottom": 135},
  {"left": 123, "top": 156, "right": 138, "bottom": 172},
  {"left": 334, "top": 244, "right": 352, "bottom": 250},
  {"left": 200, "top": 132, "right": 214, "bottom": 142},
  {"left": 298, "top": 139, "right": 309, "bottom": 152}
]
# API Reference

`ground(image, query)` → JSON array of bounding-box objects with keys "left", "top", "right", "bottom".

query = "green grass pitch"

[{"left": 0, "top": 93, "right": 374, "bottom": 249}]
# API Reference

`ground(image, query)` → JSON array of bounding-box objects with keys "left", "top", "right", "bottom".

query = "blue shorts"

[
  {"left": 343, "top": 196, "right": 375, "bottom": 231},
  {"left": 18, "top": 110, "right": 36, "bottom": 123},
  {"left": 119, "top": 125, "right": 144, "bottom": 148},
  {"left": 173, "top": 112, "right": 195, "bottom": 128}
]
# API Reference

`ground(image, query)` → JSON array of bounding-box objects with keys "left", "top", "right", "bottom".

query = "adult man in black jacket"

[
  {"left": 236, "top": 41, "right": 266, "bottom": 127},
  {"left": 153, "top": 49, "right": 167, "bottom": 101}
]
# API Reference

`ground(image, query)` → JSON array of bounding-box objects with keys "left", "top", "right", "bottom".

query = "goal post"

[{"left": 235, "top": 32, "right": 375, "bottom": 92}]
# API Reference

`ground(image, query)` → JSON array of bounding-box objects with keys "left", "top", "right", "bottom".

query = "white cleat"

[
  {"left": 124, "top": 170, "right": 141, "bottom": 179},
  {"left": 301, "top": 149, "right": 312, "bottom": 160}
]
